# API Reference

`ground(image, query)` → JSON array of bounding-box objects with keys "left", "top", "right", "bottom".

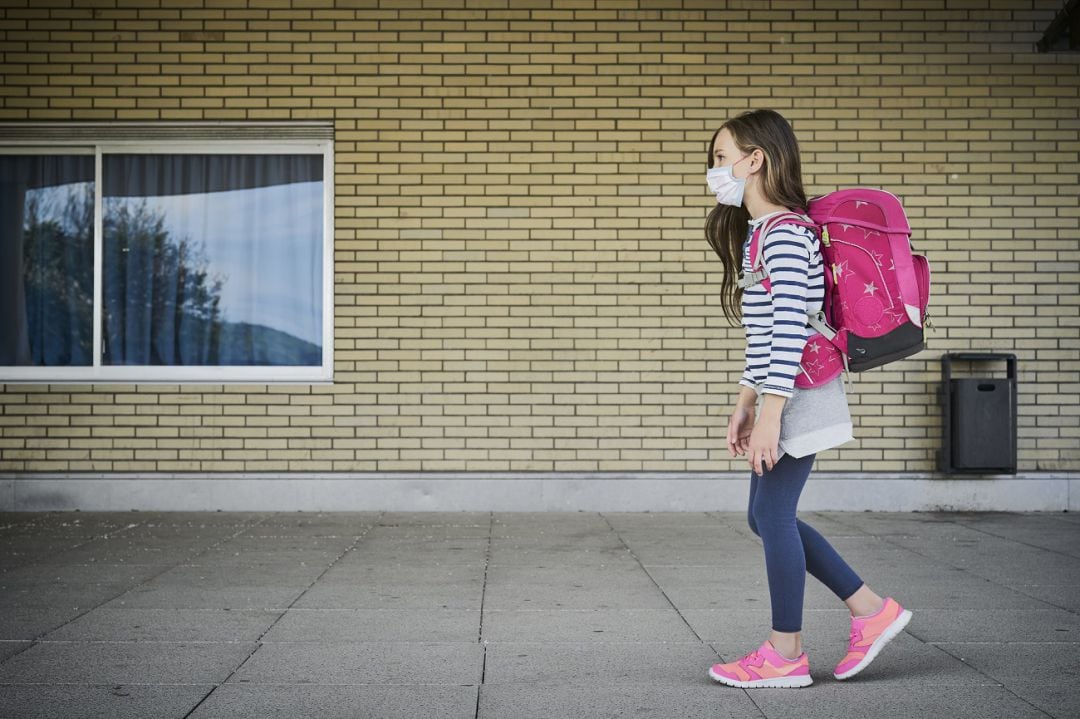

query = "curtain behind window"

[{"left": 0, "top": 155, "right": 95, "bottom": 366}]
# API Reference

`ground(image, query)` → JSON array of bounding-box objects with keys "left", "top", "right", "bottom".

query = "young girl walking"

[{"left": 703, "top": 109, "right": 912, "bottom": 688}]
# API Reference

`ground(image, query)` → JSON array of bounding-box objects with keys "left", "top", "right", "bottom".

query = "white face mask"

[{"left": 706, "top": 155, "right": 751, "bottom": 207}]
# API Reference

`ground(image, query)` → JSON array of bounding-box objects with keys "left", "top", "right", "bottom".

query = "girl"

[{"left": 703, "top": 109, "right": 912, "bottom": 688}]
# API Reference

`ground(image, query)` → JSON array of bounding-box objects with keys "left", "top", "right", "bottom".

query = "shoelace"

[
  {"left": 738, "top": 649, "right": 766, "bottom": 668},
  {"left": 848, "top": 622, "right": 863, "bottom": 649}
]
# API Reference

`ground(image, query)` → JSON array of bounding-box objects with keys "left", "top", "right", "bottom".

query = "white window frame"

[{"left": 0, "top": 132, "right": 334, "bottom": 385}]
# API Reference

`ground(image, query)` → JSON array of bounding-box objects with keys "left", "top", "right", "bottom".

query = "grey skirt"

[{"left": 753, "top": 375, "right": 854, "bottom": 459}]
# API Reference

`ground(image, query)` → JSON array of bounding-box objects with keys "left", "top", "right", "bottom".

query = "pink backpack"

[{"left": 742, "top": 188, "right": 932, "bottom": 389}]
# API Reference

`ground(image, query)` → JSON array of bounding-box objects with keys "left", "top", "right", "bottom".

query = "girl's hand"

[
  {"left": 726, "top": 405, "right": 755, "bottom": 458},
  {"left": 747, "top": 413, "right": 781, "bottom": 476}
]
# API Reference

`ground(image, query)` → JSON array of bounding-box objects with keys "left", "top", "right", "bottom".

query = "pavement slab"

[
  {"left": 0, "top": 684, "right": 212, "bottom": 719},
  {"left": 187, "top": 685, "right": 478, "bottom": 719},
  {"left": 477, "top": 684, "right": 764, "bottom": 719},
  {"left": 0, "top": 640, "right": 255, "bottom": 684},
  {"left": 225, "top": 641, "right": 483, "bottom": 685},
  {"left": 261, "top": 608, "right": 480, "bottom": 643},
  {"left": 43, "top": 608, "right": 281, "bottom": 642}
]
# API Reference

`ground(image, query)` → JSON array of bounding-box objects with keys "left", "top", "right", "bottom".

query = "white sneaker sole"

[
  {"left": 833, "top": 608, "right": 913, "bottom": 680},
  {"left": 708, "top": 667, "right": 813, "bottom": 688}
]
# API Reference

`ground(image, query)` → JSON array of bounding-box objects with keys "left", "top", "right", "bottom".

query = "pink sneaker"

[
  {"left": 708, "top": 639, "right": 813, "bottom": 688},
  {"left": 834, "top": 596, "right": 913, "bottom": 680}
]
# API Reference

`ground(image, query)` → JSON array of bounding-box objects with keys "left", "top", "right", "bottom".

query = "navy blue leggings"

[{"left": 747, "top": 452, "right": 865, "bottom": 633}]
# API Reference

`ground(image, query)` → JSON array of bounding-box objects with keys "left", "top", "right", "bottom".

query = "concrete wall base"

[{"left": 1, "top": 472, "right": 1078, "bottom": 512}]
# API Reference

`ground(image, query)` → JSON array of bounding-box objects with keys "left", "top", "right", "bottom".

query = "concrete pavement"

[{"left": 1, "top": 510, "right": 1078, "bottom": 718}]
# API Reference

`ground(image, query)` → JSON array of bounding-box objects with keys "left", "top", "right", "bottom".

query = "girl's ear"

[{"left": 748, "top": 148, "right": 766, "bottom": 175}]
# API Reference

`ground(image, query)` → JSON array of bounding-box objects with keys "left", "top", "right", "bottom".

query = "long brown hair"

[{"left": 705, "top": 109, "right": 809, "bottom": 325}]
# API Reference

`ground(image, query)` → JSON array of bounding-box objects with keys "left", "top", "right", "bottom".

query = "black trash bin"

[{"left": 939, "top": 353, "right": 1017, "bottom": 474}]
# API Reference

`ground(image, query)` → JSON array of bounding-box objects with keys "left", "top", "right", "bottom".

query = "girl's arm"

[
  {"left": 760, "top": 225, "right": 813, "bottom": 399},
  {"left": 735, "top": 384, "right": 757, "bottom": 410},
  {"left": 758, "top": 392, "right": 787, "bottom": 421}
]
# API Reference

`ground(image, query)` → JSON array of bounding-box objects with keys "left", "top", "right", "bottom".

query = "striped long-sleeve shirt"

[{"left": 739, "top": 214, "right": 825, "bottom": 399}]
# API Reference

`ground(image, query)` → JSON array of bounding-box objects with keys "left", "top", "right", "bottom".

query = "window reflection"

[{"left": 102, "top": 154, "right": 324, "bottom": 366}]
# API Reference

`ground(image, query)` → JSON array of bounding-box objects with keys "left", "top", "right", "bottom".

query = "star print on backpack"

[{"left": 741, "top": 188, "right": 933, "bottom": 389}]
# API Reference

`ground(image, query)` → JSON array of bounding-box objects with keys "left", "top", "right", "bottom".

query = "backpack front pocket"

[{"left": 795, "top": 334, "right": 844, "bottom": 389}]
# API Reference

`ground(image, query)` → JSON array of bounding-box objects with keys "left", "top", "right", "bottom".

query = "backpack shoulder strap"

[{"left": 741, "top": 211, "right": 817, "bottom": 293}]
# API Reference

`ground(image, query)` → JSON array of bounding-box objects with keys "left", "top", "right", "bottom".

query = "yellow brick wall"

[{"left": 1, "top": 1, "right": 1077, "bottom": 474}]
